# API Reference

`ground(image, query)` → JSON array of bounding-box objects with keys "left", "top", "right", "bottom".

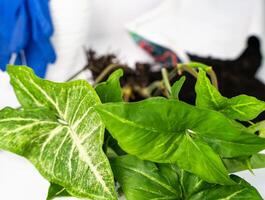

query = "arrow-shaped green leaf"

[
  {"left": 195, "top": 69, "right": 265, "bottom": 121},
  {"left": 95, "top": 69, "right": 124, "bottom": 103},
  {"left": 95, "top": 98, "right": 265, "bottom": 185},
  {"left": 171, "top": 76, "right": 186, "bottom": 100},
  {"left": 174, "top": 134, "right": 233, "bottom": 184},
  {"left": 1, "top": 66, "right": 117, "bottom": 199}
]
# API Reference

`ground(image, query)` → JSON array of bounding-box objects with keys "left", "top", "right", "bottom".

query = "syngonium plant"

[{"left": 1, "top": 64, "right": 265, "bottom": 200}]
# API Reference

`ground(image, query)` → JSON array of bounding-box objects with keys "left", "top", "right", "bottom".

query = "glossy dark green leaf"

[
  {"left": 111, "top": 155, "right": 182, "bottom": 200},
  {"left": 171, "top": 76, "right": 186, "bottom": 99},
  {"left": 95, "top": 98, "right": 265, "bottom": 184},
  {"left": 95, "top": 69, "right": 123, "bottom": 103},
  {"left": 46, "top": 183, "right": 70, "bottom": 200},
  {"left": 4, "top": 66, "right": 117, "bottom": 199},
  {"left": 195, "top": 69, "right": 265, "bottom": 121}
]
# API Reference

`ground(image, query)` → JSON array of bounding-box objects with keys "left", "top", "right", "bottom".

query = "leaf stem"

[
  {"left": 161, "top": 68, "right": 171, "bottom": 97},
  {"left": 147, "top": 81, "right": 163, "bottom": 94},
  {"left": 168, "top": 67, "right": 179, "bottom": 80},
  {"left": 94, "top": 64, "right": 121, "bottom": 85},
  {"left": 177, "top": 64, "right": 198, "bottom": 78},
  {"left": 178, "top": 63, "right": 219, "bottom": 90},
  {"left": 66, "top": 66, "right": 88, "bottom": 81},
  {"left": 206, "top": 67, "right": 219, "bottom": 89}
]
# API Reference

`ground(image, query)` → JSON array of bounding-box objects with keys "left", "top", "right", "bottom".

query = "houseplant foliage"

[{"left": 1, "top": 64, "right": 265, "bottom": 199}]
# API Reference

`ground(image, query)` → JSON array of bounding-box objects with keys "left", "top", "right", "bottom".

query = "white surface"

[
  {"left": 87, "top": 0, "right": 163, "bottom": 67},
  {"left": 127, "top": 0, "right": 265, "bottom": 83},
  {"left": 127, "top": 0, "right": 265, "bottom": 59},
  {"left": 0, "top": 71, "right": 19, "bottom": 109},
  {"left": 45, "top": 0, "right": 92, "bottom": 82},
  {"left": 0, "top": 152, "right": 49, "bottom": 200}
]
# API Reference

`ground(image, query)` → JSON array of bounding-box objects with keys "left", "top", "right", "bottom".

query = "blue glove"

[
  {"left": 0, "top": 0, "right": 28, "bottom": 55},
  {"left": 0, "top": 0, "right": 56, "bottom": 77}
]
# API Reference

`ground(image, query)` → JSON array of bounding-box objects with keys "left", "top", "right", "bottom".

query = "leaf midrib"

[{"left": 67, "top": 126, "right": 112, "bottom": 196}]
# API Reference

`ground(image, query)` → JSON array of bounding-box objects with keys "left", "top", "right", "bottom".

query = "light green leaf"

[
  {"left": 171, "top": 76, "right": 186, "bottom": 99},
  {"left": 195, "top": 69, "right": 265, "bottom": 121},
  {"left": 95, "top": 69, "right": 123, "bottom": 103},
  {"left": 3, "top": 66, "right": 117, "bottom": 199},
  {"left": 179, "top": 170, "right": 262, "bottom": 200},
  {"left": 189, "top": 175, "right": 262, "bottom": 200},
  {"left": 111, "top": 155, "right": 182, "bottom": 200},
  {"left": 224, "top": 154, "right": 265, "bottom": 173},
  {"left": 174, "top": 134, "right": 233, "bottom": 185},
  {"left": 95, "top": 98, "right": 265, "bottom": 184},
  {"left": 187, "top": 62, "right": 211, "bottom": 70},
  {"left": 195, "top": 69, "right": 226, "bottom": 111},
  {"left": 95, "top": 98, "right": 265, "bottom": 158},
  {"left": 46, "top": 183, "right": 70, "bottom": 200},
  {"left": 221, "top": 95, "right": 265, "bottom": 122}
]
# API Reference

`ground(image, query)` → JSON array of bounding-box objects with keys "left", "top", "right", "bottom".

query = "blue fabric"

[{"left": 0, "top": 0, "right": 56, "bottom": 77}]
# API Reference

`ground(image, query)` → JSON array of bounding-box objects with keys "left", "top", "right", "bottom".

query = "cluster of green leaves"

[{"left": 0, "top": 65, "right": 265, "bottom": 200}]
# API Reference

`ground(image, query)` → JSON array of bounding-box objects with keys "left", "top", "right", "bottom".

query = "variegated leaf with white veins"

[{"left": 0, "top": 66, "right": 117, "bottom": 199}]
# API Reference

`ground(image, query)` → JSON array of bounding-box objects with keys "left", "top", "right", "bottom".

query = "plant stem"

[
  {"left": 248, "top": 120, "right": 255, "bottom": 125},
  {"left": 66, "top": 66, "right": 88, "bottom": 81},
  {"left": 161, "top": 68, "right": 171, "bottom": 97},
  {"left": 178, "top": 63, "right": 219, "bottom": 90},
  {"left": 206, "top": 67, "right": 219, "bottom": 89},
  {"left": 147, "top": 81, "right": 163, "bottom": 93},
  {"left": 94, "top": 64, "right": 120, "bottom": 85},
  {"left": 177, "top": 64, "right": 198, "bottom": 78},
  {"left": 168, "top": 67, "right": 179, "bottom": 80}
]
